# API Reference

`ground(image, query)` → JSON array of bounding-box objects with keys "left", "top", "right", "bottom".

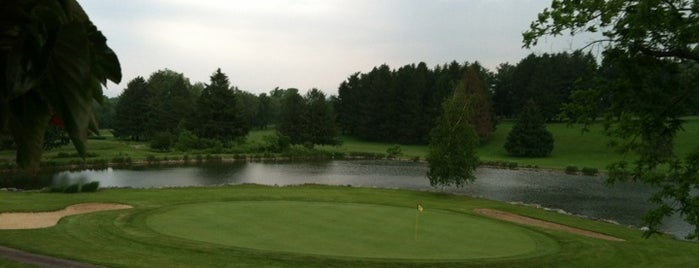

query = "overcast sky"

[{"left": 80, "top": 0, "right": 595, "bottom": 97}]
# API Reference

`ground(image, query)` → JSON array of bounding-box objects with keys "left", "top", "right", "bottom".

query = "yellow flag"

[{"left": 417, "top": 204, "right": 424, "bottom": 212}]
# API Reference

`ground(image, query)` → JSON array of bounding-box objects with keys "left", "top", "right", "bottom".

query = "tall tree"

[
  {"left": 189, "top": 68, "right": 247, "bottom": 142},
  {"left": 94, "top": 96, "right": 118, "bottom": 129},
  {"left": 113, "top": 77, "right": 151, "bottom": 140},
  {"left": 493, "top": 52, "right": 597, "bottom": 121},
  {"left": 493, "top": 63, "right": 517, "bottom": 118},
  {"left": 304, "top": 89, "right": 340, "bottom": 146},
  {"left": 255, "top": 93, "right": 273, "bottom": 129},
  {"left": 235, "top": 89, "right": 259, "bottom": 132},
  {"left": 278, "top": 89, "right": 307, "bottom": 144},
  {"left": 1, "top": 0, "right": 121, "bottom": 171},
  {"left": 462, "top": 64, "right": 495, "bottom": 141},
  {"left": 426, "top": 80, "right": 479, "bottom": 187},
  {"left": 525, "top": 0, "right": 699, "bottom": 239},
  {"left": 504, "top": 100, "right": 554, "bottom": 157},
  {"left": 146, "top": 69, "right": 194, "bottom": 136}
]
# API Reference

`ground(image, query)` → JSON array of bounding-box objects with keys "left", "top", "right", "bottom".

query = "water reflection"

[{"left": 6, "top": 160, "right": 691, "bottom": 239}]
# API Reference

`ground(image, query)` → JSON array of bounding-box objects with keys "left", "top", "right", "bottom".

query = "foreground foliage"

[
  {"left": 0, "top": 0, "right": 121, "bottom": 171},
  {"left": 525, "top": 0, "right": 699, "bottom": 239}
]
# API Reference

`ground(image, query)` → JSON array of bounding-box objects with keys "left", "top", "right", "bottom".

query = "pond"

[{"left": 6, "top": 159, "right": 694, "bottom": 239}]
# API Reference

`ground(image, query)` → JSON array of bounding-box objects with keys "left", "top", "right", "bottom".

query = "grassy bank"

[
  {"left": 0, "top": 185, "right": 697, "bottom": 267},
  {"left": 1, "top": 117, "right": 697, "bottom": 172}
]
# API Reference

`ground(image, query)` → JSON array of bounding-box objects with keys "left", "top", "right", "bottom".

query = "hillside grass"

[
  {"left": 0, "top": 117, "right": 697, "bottom": 172},
  {"left": 0, "top": 185, "right": 698, "bottom": 267}
]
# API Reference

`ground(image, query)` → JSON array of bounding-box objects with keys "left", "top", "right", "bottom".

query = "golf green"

[{"left": 146, "top": 201, "right": 557, "bottom": 260}]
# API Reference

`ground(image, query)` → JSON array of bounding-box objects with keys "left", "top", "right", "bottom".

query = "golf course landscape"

[{"left": 1, "top": 185, "right": 698, "bottom": 267}]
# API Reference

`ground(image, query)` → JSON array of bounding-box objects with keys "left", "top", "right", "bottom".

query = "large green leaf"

[
  {"left": 8, "top": 91, "right": 51, "bottom": 172},
  {"left": 1, "top": 0, "right": 121, "bottom": 170}
]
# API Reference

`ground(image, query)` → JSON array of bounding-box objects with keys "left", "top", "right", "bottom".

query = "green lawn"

[
  {"left": 147, "top": 201, "right": 553, "bottom": 260},
  {"left": 0, "top": 185, "right": 697, "bottom": 267}
]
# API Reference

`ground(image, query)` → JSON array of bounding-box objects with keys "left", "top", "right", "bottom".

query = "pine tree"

[
  {"left": 189, "top": 68, "right": 247, "bottom": 142},
  {"left": 113, "top": 77, "right": 151, "bottom": 140},
  {"left": 304, "top": 89, "right": 340, "bottom": 145},
  {"left": 504, "top": 100, "right": 554, "bottom": 157},
  {"left": 277, "top": 89, "right": 307, "bottom": 144}
]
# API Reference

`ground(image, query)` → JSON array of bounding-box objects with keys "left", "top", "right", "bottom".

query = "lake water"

[{"left": 23, "top": 160, "right": 696, "bottom": 239}]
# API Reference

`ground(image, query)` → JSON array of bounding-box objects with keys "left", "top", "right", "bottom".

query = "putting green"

[{"left": 146, "top": 201, "right": 557, "bottom": 260}]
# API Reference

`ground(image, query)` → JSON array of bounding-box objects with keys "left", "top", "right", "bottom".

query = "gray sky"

[{"left": 81, "top": 0, "right": 595, "bottom": 97}]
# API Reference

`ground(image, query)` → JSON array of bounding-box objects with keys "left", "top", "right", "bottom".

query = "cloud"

[{"left": 80, "top": 0, "right": 589, "bottom": 97}]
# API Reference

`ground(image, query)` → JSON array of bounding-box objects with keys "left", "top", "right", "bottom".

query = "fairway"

[{"left": 146, "top": 201, "right": 556, "bottom": 260}]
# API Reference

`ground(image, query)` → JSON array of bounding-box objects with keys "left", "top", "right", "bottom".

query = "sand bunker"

[
  {"left": 0, "top": 203, "right": 133, "bottom": 230},
  {"left": 475, "top": 208, "right": 624, "bottom": 241}
]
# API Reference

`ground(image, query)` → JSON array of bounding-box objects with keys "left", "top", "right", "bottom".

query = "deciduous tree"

[
  {"left": 426, "top": 79, "right": 479, "bottom": 187},
  {"left": 525, "top": 0, "right": 699, "bottom": 239}
]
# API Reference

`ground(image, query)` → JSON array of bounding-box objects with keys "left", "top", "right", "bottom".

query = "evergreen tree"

[
  {"left": 462, "top": 65, "right": 495, "bottom": 141},
  {"left": 304, "top": 89, "right": 340, "bottom": 145},
  {"left": 278, "top": 89, "right": 307, "bottom": 144},
  {"left": 426, "top": 81, "right": 479, "bottom": 187},
  {"left": 189, "top": 68, "right": 247, "bottom": 142},
  {"left": 113, "top": 77, "right": 151, "bottom": 140},
  {"left": 255, "top": 93, "right": 273, "bottom": 129},
  {"left": 504, "top": 100, "right": 554, "bottom": 157}
]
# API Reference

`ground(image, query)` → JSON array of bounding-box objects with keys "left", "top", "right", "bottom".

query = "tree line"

[
  {"left": 107, "top": 68, "right": 338, "bottom": 151},
  {"left": 97, "top": 51, "right": 699, "bottom": 151}
]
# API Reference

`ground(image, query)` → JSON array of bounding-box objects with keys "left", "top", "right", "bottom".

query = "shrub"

[
  {"left": 146, "top": 155, "right": 158, "bottom": 164},
  {"left": 150, "top": 132, "right": 174, "bottom": 152},
  {"left": 63, "top": 184, "right": 80, "bottom": 193},
  {"left": 261, "top": 133, "right": 291, "bottom": 153},
  {"left": 582, "top": 167, "right": 599, "bottom": 176},
  {"left": 81, "top": 181, "right": 100, "bottom": 192},
  {"left": 565, "top": 165, "right": 579, "bottom": 175},
  {"left": 507, "top": 162, "right": 519, "bottom": 169},
  {"left": 386, "top": 145, "right": 403, "bottom": 159}
]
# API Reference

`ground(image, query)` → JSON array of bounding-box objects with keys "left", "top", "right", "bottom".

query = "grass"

[
  {"left": 147, "top": 201, "right": 552, "bottom": 260},
  {"left": 0, "top": 185, "right": 697, "bottom": 267},
  {"left": 0, "top": 117, "right": 697, "bottom": 172}
]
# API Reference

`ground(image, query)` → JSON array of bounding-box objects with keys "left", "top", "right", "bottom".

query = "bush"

[
  {"left": 150, "top": 132, "right": 174, "bottom": 152},
  {"left": 51, "top": 181, "right": 99, "bottom": 193},
  {"left": 507, "top": 162, "right": 519, "bottom": 169},
  {"left": 112, "top": 154, "right": 131, "bottom": 165},
  {"left": 386, "top": 145, "right": 403, "bottom": 159},
  {"left": 63, "top": 184, "right": 80, "bottom": 193},
  {"left": 81, "top": 181, "right": 100, "bottom": 192},
  {"left": 582, "top": 167, "right": 599, "bottom": 176},
  {"left": 565, "top": 165, "right": 579, "bottom": 175},
  {"left": 146, "top": 155, "right": 158, "bottom": 164},
  {"left": 260, "top": 133, "right": 291, "bottom": 153}
]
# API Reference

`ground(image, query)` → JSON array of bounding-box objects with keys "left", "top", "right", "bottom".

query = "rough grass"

[{"left": 0, "top": 185, "right": 698, "bottom": 267}]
